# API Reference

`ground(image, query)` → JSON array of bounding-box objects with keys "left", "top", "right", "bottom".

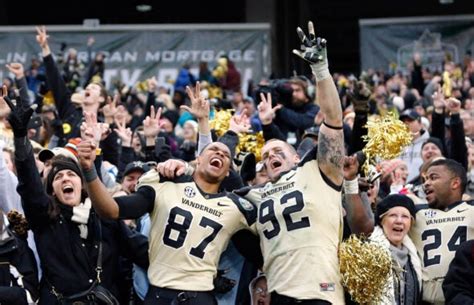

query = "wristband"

[
  {"left": 311, "top": 66, "right": 331, "bottom": 82},
  {"left": 343, "top": 177, "right": 359, "bottom": 194},
  {"left": 83, "top": 166, "right": 98, "bottom": 182},
  {"left": 323, "top": 121, "right": 343, "bottom": 130}
]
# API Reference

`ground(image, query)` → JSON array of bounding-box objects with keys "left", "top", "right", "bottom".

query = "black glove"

[
  {"left": 4, "top": 93, "right": 36, "bottom": 138},
  {"left": 180, "top": 141, "right": 197, "bottom": 152},
  {"left": 347, "top": 81, "right": 371, "bottom": 113},
  {"left": 213, "top": 269, "right": 236, "bottom": 294},
  {"left": 238, "top": 152, "right": 256, "bottom": 183}
]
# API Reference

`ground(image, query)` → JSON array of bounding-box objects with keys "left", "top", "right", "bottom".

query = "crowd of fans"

[{"left": 1, "top": 22, "right": 473, "bottom": 305}]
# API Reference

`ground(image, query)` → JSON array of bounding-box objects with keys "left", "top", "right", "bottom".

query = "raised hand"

[
  {"left": 230, "top": 108, "right": 251, "bottom": 134},
  {"left": 343, "top": 155, "right": 359, "bottom": 181},
  {"left": 348, "top": 81, "right": 371, "bottom": 113},
  {"left": 6, "top": 63, "right": 25, "bottom": 79},
  {"left": 143, "top": 105, "right": 163, "bottom": 139},
  {"left": 432, "top": 85, "right": 446, "bottom": 112},
  {"left": 102, "top": 94, "right": 119, "bottom": 124},
  {"left": 183, "top": 82, "right": 210, "bottom": 120},
  {"left": 35, "top": 26, "right": 50, "bottom": 53},
  {"left": 257, "top": 92, "right": 281, "bottom": 125},
  {"left": 1, "top": 85, "right": 37, "bottom": 137},
  {"left": 80, "top": 112, "right": 101, "bottom": 145},
  {"left": 77, "top": 140, "right": 97, "bottom": 171},
  {"left": 114, "top": 117, "right": 132, "bottom": 147},
  {"left": 147, "top": 76, "right": 158, "bottom": 93},
  {"left": 446, "top": 97, "right": 461, "bottom": 115},
  {"left": 292, "top": 21, "right": 329, "bottom": 80}
]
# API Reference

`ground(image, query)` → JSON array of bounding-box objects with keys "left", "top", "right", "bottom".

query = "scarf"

[{"left": 71, "top": 199, "right": 92, "bottom": 239}]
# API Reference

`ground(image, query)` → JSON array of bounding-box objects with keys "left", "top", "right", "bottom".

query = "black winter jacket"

[{"left": 14, "top": 137, "right": 148, "bottom": 305}]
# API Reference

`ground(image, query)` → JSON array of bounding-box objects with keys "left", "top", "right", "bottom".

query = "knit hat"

[
  {"left": 39, "top": 139, "right": 80, "bottom": 163},
  {"left": 161, "top": 110, "right": 180, "bottom": 128},
  {"left": 375, "top": 194, "right": 416, "bottom": 225},
  {"left": 380, "top": 159, "right": 406, "bottom": 180},
  {"left": 422, "top": 137, "right": 445, "bottom": 156},
  {"left": 46, "top": 156, "right": 83, "bottom": 195}
]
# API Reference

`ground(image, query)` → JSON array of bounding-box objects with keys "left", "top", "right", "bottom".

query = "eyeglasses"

[{"left": 255, "top": 287, "right": 268, "bottom": 295}]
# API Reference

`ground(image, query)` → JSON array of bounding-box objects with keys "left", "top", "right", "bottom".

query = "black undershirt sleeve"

[{"left": 115, "top": 186, "right": 156, "bottom": 219}]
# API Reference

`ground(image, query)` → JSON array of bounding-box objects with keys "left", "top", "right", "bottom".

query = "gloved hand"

[
  {"left": 292, "top": 21, "right": 330, "bottom": 81},
  {"left": 348, "top": 81, "right": 371, "bottom": 113},
  {"left": 180, "top": 140, "right": 197, "bottom": 153},
  {"left": 213, "top": 269, "right": 236, "bottom": 294},
  {"left": 2, "top": 87, "right": 37, "bottom": 138},
  {"left": 235, "top": 152, "right": 256, "bottom": 183}
]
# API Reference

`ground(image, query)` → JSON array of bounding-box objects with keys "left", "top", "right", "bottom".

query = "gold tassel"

[
  {"left": 362, "top": 113, "right": 412, "bottom": 176},
  {"left": 210, "top": 110, "right": 265, "bottom": 161},
  {"left": 339, "top": 235, "right": 392, "bottom": 304}
]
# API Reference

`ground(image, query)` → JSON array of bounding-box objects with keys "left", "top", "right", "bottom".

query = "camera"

[{"left": 255, "top": 79, "right": 293, "bottom": 107}]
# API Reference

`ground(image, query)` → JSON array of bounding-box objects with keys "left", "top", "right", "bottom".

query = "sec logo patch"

[{"left": 184, "top": 186, "right": 196, "bottom": 198}]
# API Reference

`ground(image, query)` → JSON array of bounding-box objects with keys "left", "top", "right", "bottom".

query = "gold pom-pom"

[
  {"left": 362, "top": 112, "right": 412, "bottom": 175},
  {"left": 209, "top": 109, "right": 233, "bottom": 137},
  {"left": 238, "top": 132, "right": 265, "bottom": 162},
  {"left": 442, "top": 70, "right": 452, "bottom": 98},
  {"left": 210, "top": 110, "right": 265, "bottom": 161},
  {"left": 339, "top": 235, "right": 392, "bottom": 304}
]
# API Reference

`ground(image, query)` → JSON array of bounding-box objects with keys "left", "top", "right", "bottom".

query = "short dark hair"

[
  {"left": 428, "top": 158, "right": 467, "bottom": 194},
  {"left": 264, "top": 139, "right": 297, "bottom": 156}
]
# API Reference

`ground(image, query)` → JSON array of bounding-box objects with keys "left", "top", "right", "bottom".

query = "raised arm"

[
  {"left": 258, "top": 92, "right": 287, "bottom": 141},
  {"left": 78, "top": 111, "right": 121, "bottom": 218},
  {"left": 342, "top": 155, "right": 374, "bottom": 235},
  {"left": 36, "top": 26, "right": 73, "bottom": 119},
  {"left": 293, "top": 21, "right": 344, "bottom": 185},
  {"left": 0, "top": 140, "right": 23, "bottom": 213},
  {"left": 182, "top": 82, "right": 211, "bottom": 154},
  {"left": 2, "top": 87, "right": 49, "bottom": 228},
  {"left": 6, "top": 63, "right": 31, "bottom": 105}
]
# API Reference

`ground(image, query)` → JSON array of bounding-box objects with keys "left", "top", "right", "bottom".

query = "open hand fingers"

[
  {"left": 195, "top": 81, "right": 201, "bottom": 98},
  {"left": 296, "top": 27, "right": 311, "bottom": 48},
  {"left": 180, "top": 105, "right": 192, "bottom": 113},
  {"left": 155, "top": 107, "right": 162, "bottom": 121},
  {"left": 150, "top": 105, "right": 155, "bottom": 120},
  {"left": 186, "top": 86, "right": 195, "bottom": 102},
  {"left": 308, "top": 21, "right": 316, "bottom": 42}
]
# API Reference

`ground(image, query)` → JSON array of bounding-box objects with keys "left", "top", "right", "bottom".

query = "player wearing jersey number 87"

[
  {"left": 408, "top": 158, "right": 474, "bottom": 304},
  {"left": 79, "top": 133, "right": 258, "bottom": 305}
]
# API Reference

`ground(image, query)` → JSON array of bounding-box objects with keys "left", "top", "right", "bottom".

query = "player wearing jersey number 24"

[{"left": 409, "top": 158, "right": 474, "bottom": 304}]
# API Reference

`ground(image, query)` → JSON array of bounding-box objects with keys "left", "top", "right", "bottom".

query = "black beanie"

[
  {"left": 162, "top": 110, "right": 180, "bottom": 128},
  {"left": 375, "top": 194, "right": 416, "bottom": 225},
  {"left": 422, "top": 137, "right": 445, "bottom": 156},
  {"left": 46, "top": 156, "right": 83, "bottom": 195}
]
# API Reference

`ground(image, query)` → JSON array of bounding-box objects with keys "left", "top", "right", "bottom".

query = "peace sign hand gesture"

[
  {"left": 257, "top": 92, "right": 282, "bottom": 125},
  {"left": 292, "top": 21, "right": 330, "bottom": 80}
]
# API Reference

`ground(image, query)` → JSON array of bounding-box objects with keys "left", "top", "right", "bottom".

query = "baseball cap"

[
  {"left": 123, "top": 161, "right": 151, "bottom": 177},
  {"left": 39, "top": 146, "right": 78, "bottom": 163},
  {"left": 399, "top": 109, "right": 420, "bottom": 121}
]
